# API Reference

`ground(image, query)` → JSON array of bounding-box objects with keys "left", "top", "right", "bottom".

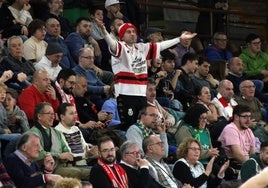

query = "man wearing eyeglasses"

[
  {"left": 30, "top": 102, "right": 87, "bottom": 180},
  {"left": 143, "top": 135, "right": 190, "bottom": 188},
  {"left": 235, "top": 80, "right": 265, "bottom": 128},
  {"left": 126, "top": 106, "right": 169, "bottom": 157},
  {"left": 218, "top": 104, "right": 256, "bottom": 167},
  {"left": 73, "top": 47, "right": 111, "bottom": 110},
  {"left": 240, "top": 33, "right": 268, "bottom": 93},
  {"left": 205, "top": 32, "right": 232, "bottom": 62},
  {"left": 90, "top": 136, "right": 129, "bottom": 188},
  {"left": 119, "top": 140, "right": 165, "bottom": 188}
]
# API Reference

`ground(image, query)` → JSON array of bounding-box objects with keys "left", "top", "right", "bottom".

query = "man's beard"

[
  {"left": 63, "top": 86, "right": 72, "bottom": 94},
  {"left": 102, "top": 156, "right": 116, "bottom": 164}
]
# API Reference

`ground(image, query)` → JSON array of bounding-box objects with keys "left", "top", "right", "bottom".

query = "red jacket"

[{"left": 18, "top": 85, "right": 59, "bottom": 121}]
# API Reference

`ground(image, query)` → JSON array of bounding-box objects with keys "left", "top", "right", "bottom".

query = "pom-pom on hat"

[
  {"left": 45, "top": 42, "right": 63, "bottom": 56},
  {"left": 118, "top": 23, "right": 137, "bottom": 41}
]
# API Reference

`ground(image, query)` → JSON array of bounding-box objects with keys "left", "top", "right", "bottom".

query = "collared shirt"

[{"left": 14, "top": 150, "right": 31, "bottom": 166}]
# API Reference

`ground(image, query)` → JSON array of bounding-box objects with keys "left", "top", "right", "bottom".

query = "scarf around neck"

[{"left": 98, "top": 157, "right": 128, "bottom": 188}]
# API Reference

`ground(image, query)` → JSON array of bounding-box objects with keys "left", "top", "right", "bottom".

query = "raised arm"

[
  {"left": 159, "top": 32, "right": 197, "bottom": 51},
  {"left": 95, "top": 18, "right": 117, "bottom": 54}
]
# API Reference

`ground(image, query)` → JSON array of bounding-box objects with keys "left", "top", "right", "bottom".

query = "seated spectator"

[
  {"left": 126, "top": 106, "right": 168, "bottom": 157},
  {"left": 240, "top": 142, "right": 268, "bottom": 183},
  {"left": 4, "top": 88, "right": 29, "bottom": 134},
  {"left": 239, "top": 33, "right": 268, "bottom": 92},
  {"left": 89, "top": 7, "right": 105, "bottom": 41},
  {"left": 4, "top": 132, "right": 63, "bottom": 188},
  {"left": 55, "top": 103, "right": 98, "bottom": 178},
  {"left": 119, "top": 140, "right": 165, "bottom": 188},
  {"left": 0, "top": 36, "right": 34, "bottom": 91},
  {"left": 0, "top": 0, "right": 30, "bottom": 39},
  {"left": 173, "top": 29, "right": 195, "bottom": 69},
  {"left": 212, "top": 79, "right": 237, "bottom": 122},
  {"left": 44, "top": 18, "right": 76, "bottom": 69},
  {"left": 65, "top": 17, "right": 114, "bottom": 85},
  {"left": 89, "top": 136, "right": 128, "bottom": 188},
  {"left": 146, "top": 78, "right": 175, "bottom": 132},
  {"left": 234, "top": 80, "right": 265, "bottom": 128},
  {"left": 34, "top": 42, "right": 63, "bottom": 81},
  {"left": 101, "top": 83, "right": 121, "bottom": 127},
  {"left": 103, "top": 0, "right": 129, "bottom": 33},
  {"left": 156, "top": 49, "right": 183, "bottom": 110},
  {"left": 173, "top": 138, "right": 229, "bottom": 188},
  {"left": 209, "top": 59, "right": 228, "bottom": 84},
  {"left": 30, "top": 102, "right": 90, "bottom": 180},
  {"left": 65, "top": 17, "right": 101, "bottom": 64},
  {"left": 23, "top": 19, "right": 48, "bottom": 65},
  {"left": 89, "top": 6, "right": 113, "bottom": 72},
  {"left": 205, "top": 32, "right": 232, "bottom": 62},
  {"left": 72, "top": 47, "right": 110, "bottom": 110},
  {"left": 72, "top": 75, "right": 113, "bottom": 143},
  {"left": 177, "top": 52, "right": 199, "bottom": 110},
  {"left": 43, "top": 0, "right": 73, "bottom": 38},
  {"left": 52, "top": 68, "right": 76, "bottom": 104},
  {"left": 18, "top": 70, "right": 59, "bottom": 124},
  {"left": 175, "top": 104, "right": 219, "bottom": 163},
  {"left": 254, "top": 123, "right": 268, "bottom": 143},
  {"left": 143, "top": 135, "right": 185, "bottom": 187},
  {"left": 195, "top": 86, "right": 227, "bottom": 143},
  {"left": 0, "top": 82, "right": 21, "bottom": 159},
  {"left": 218, "top": 105, "right": 256, "bottom": 167},
  {"left": 226, "top": 57, "right": 263, "bottom": 94},
  {"left": 144, "top": 27, "right": 164, "bottom": 43},
  {"left": 192, "top": 57, "right": 218, "bottom": 98}
]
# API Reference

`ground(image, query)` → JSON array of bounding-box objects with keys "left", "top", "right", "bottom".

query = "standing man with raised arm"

[{"left": 97, "top": 20, "right": 197, "bottom": 131}]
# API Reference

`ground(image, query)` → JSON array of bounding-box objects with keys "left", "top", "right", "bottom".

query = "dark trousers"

[{"left": 117, "top": 95, "right": 147, "bottom": 131}]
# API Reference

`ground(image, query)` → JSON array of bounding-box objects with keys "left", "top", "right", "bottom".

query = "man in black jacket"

[{"left": 119, "top": 140, "right": 164, "bottom": 188}]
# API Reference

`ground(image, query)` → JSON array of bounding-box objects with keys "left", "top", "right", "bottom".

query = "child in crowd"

[
  {"left": 0, "top": 82, "right": 21, "bottom": 159},
  {"left": 4, "top": 88, "right": 29, "bottom": 133}
]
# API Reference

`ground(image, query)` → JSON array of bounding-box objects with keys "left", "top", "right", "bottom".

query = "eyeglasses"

[
  {"left": 81, "top": 56, "right": 94, "bottom": 60},
  {"left": 41, "top": 112, "right": 55, "bottom": 116},
  {"left": 215, "top": 38, "right": 228, "bottom": 42},
  {"left": 150, "top": 141, "right": 164, "bottom": 147},
  {"left": 188, "top": 147, "right": 201, "bottom": 151},
  {"left": 146, "top": 113, "right": 159, "bottom": 118},
  {"left": 66, "top": 80, "right": 76, "bottom": 85},
  {"left": 242, "top": 85, "right": 256, "bottom": 89},
  {"left": 101, "top": 148, "right": 116, "bottom": 154},
  {"left": 239, "top": 114, "right": 251, "bottom": 119},
  {"left": 126, "top": 151, "right": 142, "bottom": 155}
]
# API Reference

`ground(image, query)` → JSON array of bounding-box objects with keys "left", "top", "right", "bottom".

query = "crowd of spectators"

[{"left": 0, "top": 0, "right": 268, "bottom": 187}]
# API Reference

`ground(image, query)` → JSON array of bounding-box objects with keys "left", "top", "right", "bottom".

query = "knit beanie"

[
  {"left": 45, "top": 42, "right": 63, "bottom": 55},
  {"left": 118, "top": 23, "right": 137, "bottom": 41}
]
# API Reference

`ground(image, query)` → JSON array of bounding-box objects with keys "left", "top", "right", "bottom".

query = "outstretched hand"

[{"left": 180, "top": 32, "right": 197, "bottom": 40}]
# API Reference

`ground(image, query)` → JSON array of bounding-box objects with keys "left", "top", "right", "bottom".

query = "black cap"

[
  {"left": 45, "top": 42, "right": 63, "bottom": 56},
  {"left": 144, "top": 27, "right": 164, "bottom": 39}
]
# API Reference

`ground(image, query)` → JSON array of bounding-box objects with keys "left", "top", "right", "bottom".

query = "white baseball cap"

[{"left": 105, "top": 0, "right": 124, "bottom": 8}]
